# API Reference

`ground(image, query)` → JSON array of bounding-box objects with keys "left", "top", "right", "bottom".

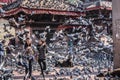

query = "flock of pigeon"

[
  {"left": 0, "top": 0, "right": 114, "bottom": 79},
  {"left": 43, "top": 22, "right": 113, "bottom": 79},
  {"left": 0, "top": 13, "right": 113, "bottom": 80}
]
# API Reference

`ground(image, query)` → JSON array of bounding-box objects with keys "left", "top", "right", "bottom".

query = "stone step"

[
  {"left": 13, "top": 75, "right": 71, "bottom": 80},
  {"left": 14, "top": 74, "right": 54, "bottom": 79}
]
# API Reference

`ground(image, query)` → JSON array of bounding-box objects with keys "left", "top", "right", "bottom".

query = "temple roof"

[
  {"left": 3, "top": 7, "right": 84, "bottom": 17},
  {"left": 21, "top": 0, "right": 82, "bottom": 11},
  {"left": 2, "top": 0, "right": 83, "bottom": 11},
  {"left": 1, "top": 0, "right": 84, "bottom": 17},
  {"left": 84, "top": 1, "right": 112, "bottom": 11}
]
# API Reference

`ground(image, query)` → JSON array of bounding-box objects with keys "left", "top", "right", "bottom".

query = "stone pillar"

[{"left": 113, "top": 0, "right": 120, "bottom": 69}]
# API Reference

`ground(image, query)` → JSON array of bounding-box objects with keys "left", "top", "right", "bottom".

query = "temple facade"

[
  {"left": 84, "top": 0, "right": 112, "bottom": 35},
  {"left": 0, "top": 0, "right": 85, "bottom": 38}
]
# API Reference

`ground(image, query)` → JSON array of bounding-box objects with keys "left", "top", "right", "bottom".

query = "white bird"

[{"left": 0, "top": 8, "right": 5, "bottom": 13}]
